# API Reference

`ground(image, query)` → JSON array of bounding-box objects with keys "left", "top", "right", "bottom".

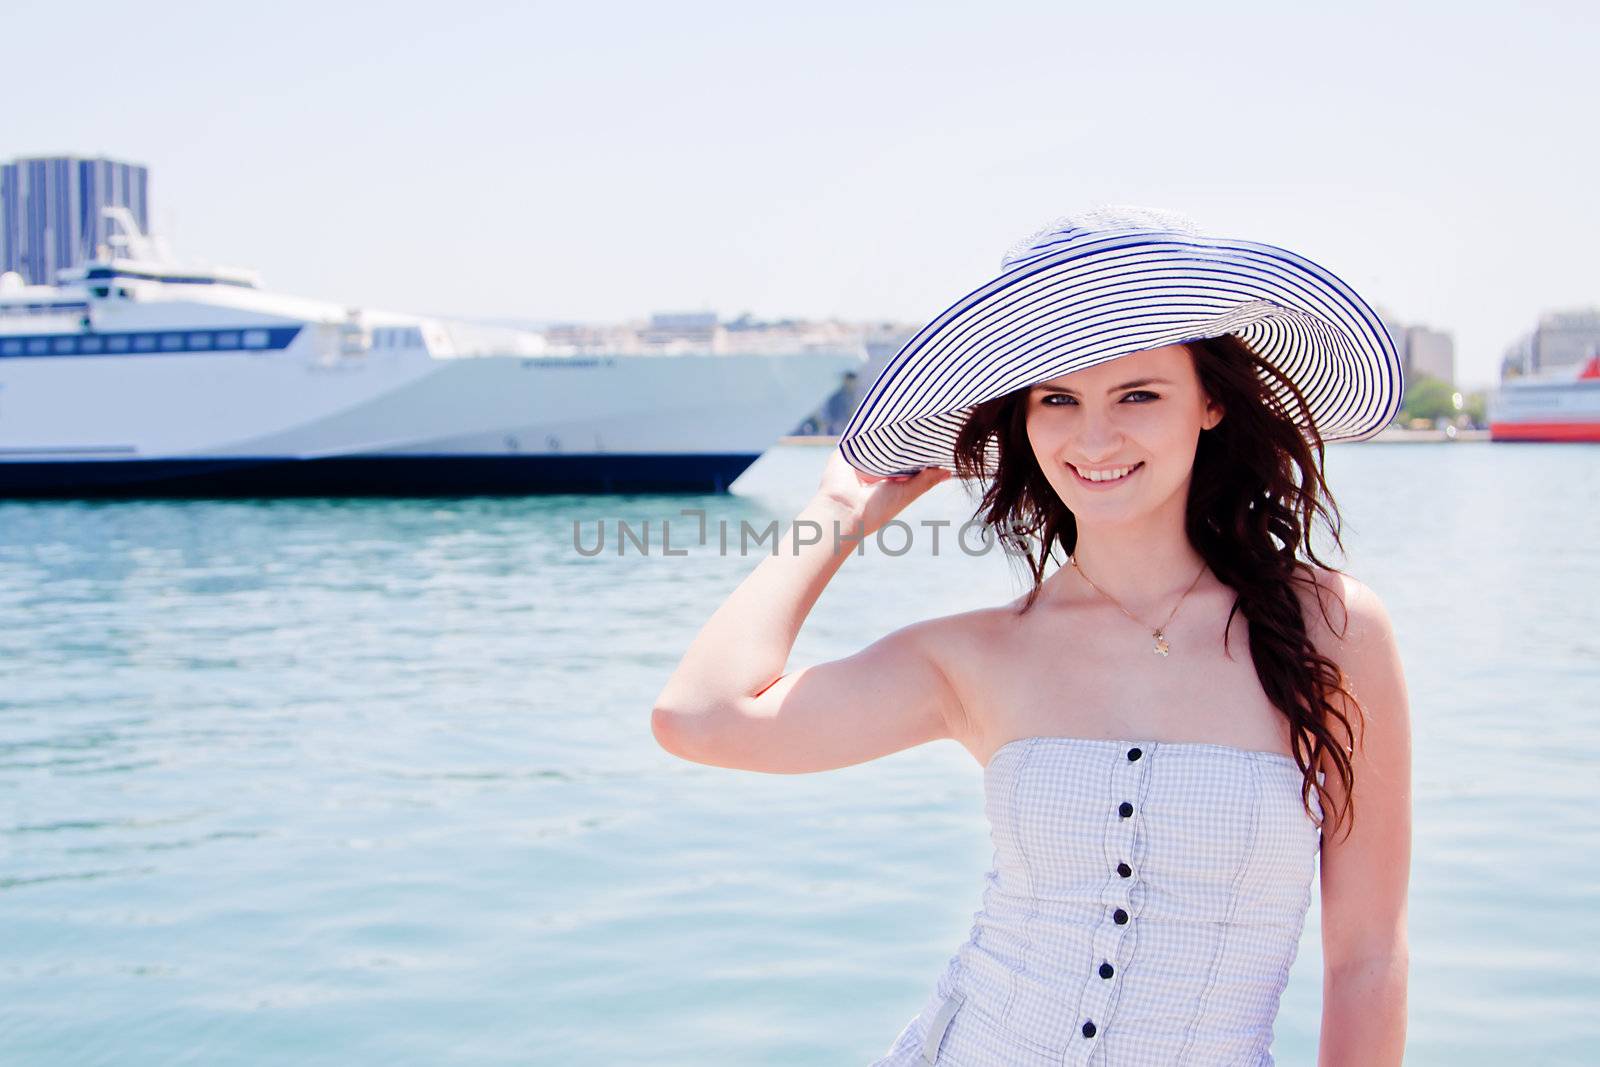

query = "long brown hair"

[{"left": 951, "top": 333, "right": 1363, "bottom": 840}]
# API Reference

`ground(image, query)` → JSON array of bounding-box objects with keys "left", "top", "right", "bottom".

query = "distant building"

[
  {"left": 0, "top": 155, "right": 150, "bottom": 285},
  {"left": 1403, "top": 324, "right": 1455, "bottom": 384},
  {"left": 1500, "top": 309, "right": 1600, "bottom": 379},
  {"left": 1377, "top": 309, "right": 1456, "bottom": 386},
  {"left": 640, "top": 310, "right": 717, "bottom": 348},
  {"left": 793, "top": 322, "right": 915, "bottom": 435}
]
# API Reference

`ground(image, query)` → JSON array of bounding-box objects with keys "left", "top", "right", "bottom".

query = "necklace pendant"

[{"left": 1152, "top": 631, "right": 1170, "bottom": 657}]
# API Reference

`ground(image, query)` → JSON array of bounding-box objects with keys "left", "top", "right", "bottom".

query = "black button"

[
  {"left": 1113, "top": 908, "right": 1129, "bottom": 924},
  {"left": 1099, "top": 962, "right": 1114, "bottom": 979},
  {"left": 1127, "top": 747, "right": 1142, "bottom": 761},
  {"left": 1082, "top": 1020, "right": 1097, "bottom": 1038},
  {"left": 1118, "top": 801, "right": 1134, "bottom": 818},
  {"left": 1117, "top": 862, "right": 1132, "bottom": 878}
]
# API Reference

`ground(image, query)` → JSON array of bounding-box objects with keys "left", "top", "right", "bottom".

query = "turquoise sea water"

[{"left": 2, "top": 442, "right": 1596, "bottom": 1065}]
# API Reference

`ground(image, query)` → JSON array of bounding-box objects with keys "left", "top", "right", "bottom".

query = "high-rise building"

[
  {"left": 1500, "top": 309, "right": 1600, "bottom": 379},
  {"left": 1402, "top": 324, "right": 1455, "bottom": 384},
  {"left": 0, "top": 155, "right": 150, "bottom": 284},
  {"left": 1377, "top": 308, "right": 1456, "bottom": 386}
]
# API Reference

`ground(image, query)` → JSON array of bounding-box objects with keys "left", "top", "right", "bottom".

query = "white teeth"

[{"left": 1075, "top": 463, "right": 1138, "bottom": 482}]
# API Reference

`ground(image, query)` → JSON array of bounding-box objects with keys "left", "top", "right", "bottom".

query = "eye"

[{"left": 1038, "top": 391, "right": 1159, "bottom": 406}]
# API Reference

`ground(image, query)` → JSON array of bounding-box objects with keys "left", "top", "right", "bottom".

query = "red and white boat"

[{"left": 1489, "top": 354, "right": 1600, "bottom": 442}]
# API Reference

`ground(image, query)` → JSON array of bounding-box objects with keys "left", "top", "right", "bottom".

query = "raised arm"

[{"left": 650, "top": 450, "right": 961, "bottom": 774}]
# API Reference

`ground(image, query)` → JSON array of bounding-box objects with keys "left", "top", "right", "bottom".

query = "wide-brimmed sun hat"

[{"left": 837, "top": 205, "right": 1403, "bottom": 478}]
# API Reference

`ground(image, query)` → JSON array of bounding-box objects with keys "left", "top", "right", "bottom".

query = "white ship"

[
  {"left": 0, "top": 209, "right": 862, "bottom": 497},
  {"left": 1488, "top": 353, "right": 1600, "bottom": 442}
]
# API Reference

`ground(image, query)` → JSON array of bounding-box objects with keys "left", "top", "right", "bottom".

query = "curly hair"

[{"left": 950, "top": 333, "right": 1364, "bottom": 841}]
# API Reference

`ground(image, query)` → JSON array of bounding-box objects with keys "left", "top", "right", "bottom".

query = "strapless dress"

[{"left": 870, "top": 735, "right": 1323, "bottom": 1066}]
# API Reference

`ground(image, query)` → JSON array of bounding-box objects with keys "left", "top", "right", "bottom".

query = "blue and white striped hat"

[{"left": 837, "top": 206, "right": 1403, "bottom": 478}]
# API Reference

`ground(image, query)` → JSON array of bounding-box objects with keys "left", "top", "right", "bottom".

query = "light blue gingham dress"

[{"left": 871, "top": 736, "right": 1323, "bottom": 1066}]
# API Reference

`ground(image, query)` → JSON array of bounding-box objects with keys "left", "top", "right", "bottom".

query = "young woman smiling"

[{"left": 652, "top": 207, "right": 1412, "bottom": 1066}]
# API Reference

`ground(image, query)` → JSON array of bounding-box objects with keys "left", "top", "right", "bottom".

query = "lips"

[{"left": 1070, "top": 461, "right": 1144, "bottom": 487}]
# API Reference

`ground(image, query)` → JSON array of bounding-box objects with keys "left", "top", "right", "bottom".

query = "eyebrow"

[{"left": 1031, "top": 377, "right": 1174, "bottom": 395}]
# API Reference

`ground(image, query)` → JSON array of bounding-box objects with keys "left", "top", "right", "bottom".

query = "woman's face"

[{"left": 1024, "top": 344, "right": 1224, "bottom": 528}]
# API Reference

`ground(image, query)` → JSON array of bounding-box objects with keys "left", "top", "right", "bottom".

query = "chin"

[{"left": 1071, "top": 503, "right": 1148, "bottom": 525}]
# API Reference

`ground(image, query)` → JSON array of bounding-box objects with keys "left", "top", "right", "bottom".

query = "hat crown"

[{"left": 1000, "top": 204, "right": 1204, "bottom": 272}]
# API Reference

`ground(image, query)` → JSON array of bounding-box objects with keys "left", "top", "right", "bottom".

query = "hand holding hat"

[{"left": 813, "top": 448, "right": 950, "bottom": 539}]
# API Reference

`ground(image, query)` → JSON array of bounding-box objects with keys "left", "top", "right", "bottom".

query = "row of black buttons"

[{"left": 1084, "top": 746, "right": 1145, "bottom": 1041}]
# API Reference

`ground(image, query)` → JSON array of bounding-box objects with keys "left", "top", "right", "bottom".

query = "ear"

[{"left": 1202, "top": 394, "right": 1225, "bottom": 431}]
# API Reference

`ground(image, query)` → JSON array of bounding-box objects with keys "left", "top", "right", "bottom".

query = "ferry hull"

[
  {"left": 0, "top": 349, "right": 859, "bottom": 498},
  {"left": 1488, "top": 357, "right": 1600, "bottom": 442},
  {"left": 1487, "top": 421, "right": 1600, "bottom": 443},
  {"left": 0, "top": 218, "right": 868, "bottom": 498},
  {"left": 0, "top": 452, "right": 763, "bottom": 498}
]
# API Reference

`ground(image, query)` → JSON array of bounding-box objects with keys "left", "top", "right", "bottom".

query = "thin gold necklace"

[{"left": 1068, "top": 553, "right": 1209, "bottom": 657}]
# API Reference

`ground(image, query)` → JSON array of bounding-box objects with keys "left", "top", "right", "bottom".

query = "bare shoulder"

[
  {"left": 895, "top": 600, "right": 1020, "bottom": 675},
  {"left": 1290, "top": 563, "right": 1395, "bottom": 659},
  {"left": 1290, "top": 563, "right": 1410, "bottom": 781},
  {"left": 893, "top": 600, "right": 1027, "bottom": 740}
]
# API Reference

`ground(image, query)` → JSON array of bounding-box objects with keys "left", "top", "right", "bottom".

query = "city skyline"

[
  {"left": 0, "top": 157, "right": 1522, "bottom": 396},
  {"left": 1, "top": 155, "right": 150, "bottom": 284},
  {"left": 7, "top": 0, "right": 1595, "bottom": 392}
]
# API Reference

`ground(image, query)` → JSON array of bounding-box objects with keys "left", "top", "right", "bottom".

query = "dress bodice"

[{"left": 872, "top": 735, "right": 1323, "bottom": 1066}]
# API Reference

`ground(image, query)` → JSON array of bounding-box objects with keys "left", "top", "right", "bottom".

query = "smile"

[{"left": 1070, "top": 461, "right": 1144, "bottom": 487}]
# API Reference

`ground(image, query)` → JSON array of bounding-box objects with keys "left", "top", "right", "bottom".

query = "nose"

[{"left": 1074, "top": 406, "right": 1124, "bottom": 461}]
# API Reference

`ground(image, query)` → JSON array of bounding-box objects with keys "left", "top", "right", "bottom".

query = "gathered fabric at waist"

[{"left": 948, "top": 898, "right": 1308, "bottom": 1060}]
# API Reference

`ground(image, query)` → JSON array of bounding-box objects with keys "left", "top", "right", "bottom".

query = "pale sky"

[{"left": 9, "top": 0, "right": 1596, "bottom": 390}]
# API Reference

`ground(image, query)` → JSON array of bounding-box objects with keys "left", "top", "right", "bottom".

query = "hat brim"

[{"left": 838, "top": 230, "right": 1403, "bottom": 477}]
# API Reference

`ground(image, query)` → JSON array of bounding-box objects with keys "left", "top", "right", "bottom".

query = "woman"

[{"left": 651, "top": 207, "right": 1412, "bottom": 1065}]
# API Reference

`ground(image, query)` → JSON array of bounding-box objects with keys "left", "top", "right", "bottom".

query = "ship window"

[
  {"left": 216, "top": 331, "right": 240, "bottom": 349},
  {"left": 242, "top": 329, "right": 270, "bottom": 349},
  {"left": 53, "top": 337, "right": 76, "bottom": 354},
  {"left": 26, "top": 338, "right": 49, "bottom": 354},
  {"left": 116, "top": 288, "right": 131, "bottom": 298},
  {"left": 1, "top": 340, "right": 21, "bottom": 355},
  {"left": 189, "top": 332, "right": 212, "bottom": 349},
  {"left": 108, "top": 335, "right": 130, "bottom": 352},
  {"left": 133, "top": 335, "right": 156, "bottom": 352},
  {"left": 80, "top": 336, "right": 103, "bottom": 353},
  {"left": 91, "top": 287, "right": 110, "bottom": 299},
  {"left": 160, "top": 334, "right": 183, "bottom": 351}
]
